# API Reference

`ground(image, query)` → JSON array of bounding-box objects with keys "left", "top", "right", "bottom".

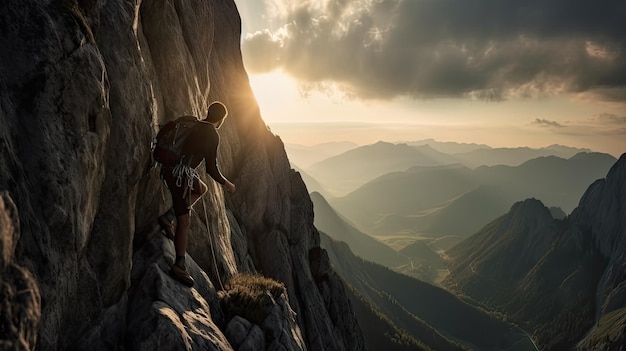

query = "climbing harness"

[{"left": 172, "top": 156, "right": 199, "bottom": 189}]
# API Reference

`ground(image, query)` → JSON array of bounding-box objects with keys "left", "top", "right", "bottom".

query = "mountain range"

[
  {"left": 302, "top": 140, "right": 595, "bottom": 196},
  {"left": 311, "top": 190, "right": 448, "bottom": 283},
  {"left": 329, "top": 152, "right": 616, "bottom": 240},
  {"left": 306, "top": 141, "right": 459, "bottom": 196},
  {"left": 444, "top": 154, "right": 626, "bottom": 350},
  {"left": 284, "top": 141, "right": 359, "bottom": 168},
  {"left": 450, "top": 144, "right": 594, "bottom": 168},
  {"left": 310, "top": 191, "right": 410, "bottom": 268},
  {"left": 3, "top": 0, "right": 624, "bottom": 349}
]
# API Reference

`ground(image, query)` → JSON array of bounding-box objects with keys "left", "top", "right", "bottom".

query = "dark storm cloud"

[
  {"left": 242, "top": 0, "right": 626, "bottom": 101},
  {"left": 595, "top": 112, "right": 626, "bottom": 125},
  {"left": 531, "top": 118, "right": 564, "bottom": 128}
]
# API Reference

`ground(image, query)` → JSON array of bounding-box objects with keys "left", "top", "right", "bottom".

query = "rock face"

[
  {"left": 0, "top": 192, "right": 41, "bottom": 350},
  {"left": 0, "top": 1, "right": 364, "bottom": 350}
]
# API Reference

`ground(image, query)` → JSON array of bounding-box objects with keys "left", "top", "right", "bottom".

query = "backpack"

[{"left": 153, "top": 116, "right": 199, "bottom": 166}]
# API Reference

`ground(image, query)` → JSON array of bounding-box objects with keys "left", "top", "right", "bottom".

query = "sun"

[{"left": 247, "top": 71, "right": 302, "bottom": 123}]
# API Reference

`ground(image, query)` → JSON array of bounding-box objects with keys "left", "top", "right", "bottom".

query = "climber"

[{"left": 157, "top": 101, "right": 236, "bottom": 287}]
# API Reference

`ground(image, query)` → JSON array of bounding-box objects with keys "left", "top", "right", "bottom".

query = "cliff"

[{"left": 0, "top": 0, "right": 364, "bottom": 350}]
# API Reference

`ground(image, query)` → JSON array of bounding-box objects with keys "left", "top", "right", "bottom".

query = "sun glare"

[
  {"left": 246, "top": 71, "right": 625, "bottom": 156},
  {"left": 247, "top": 71, "right": 301, "bottom": 122}
]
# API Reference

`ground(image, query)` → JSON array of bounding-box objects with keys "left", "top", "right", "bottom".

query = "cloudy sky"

[{"left": 234, "top": 0, "right": 626, "bottom": 156}]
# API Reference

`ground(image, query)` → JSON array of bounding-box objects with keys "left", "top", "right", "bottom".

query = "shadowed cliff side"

[
  {"left": 0, "top": 0, "right": 364, "bottom": 350},
  {"left": 0, "top": 192, "right": 41, "bottom": 350}
]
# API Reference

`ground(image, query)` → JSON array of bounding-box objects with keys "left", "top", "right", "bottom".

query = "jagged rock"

[
  {"left": 574, "top": 154, "right": 626, "bottom": 261},
  {"left": 317, "top": 272, "right": 367, "bottom": 351},
  {"left": 309, "top": 247, "right": 331, "bottom": 282},
  {"left": 75, "top": 226, "right": 232, "bottom": 350},
  {"left": 227, "top": 210, "right": 256, "bottom": 274},
  {"left": 1, "top": 1, "right": 110, "bottom": 347},
  {"left": 0, "top": 193, "right": 18, "bottom": 269},
  {"left": 125, "top": 230, "right": 231, "bottom": 351},
  {"left": 219, "top": 274, "right": 306, "bottom": 350},
  {"left": 0, "top": 193, "right": 41, "bottom": 351},
  {"left": 229, "top": 139, "right": 313, "bottom": 318},
  {"left": 573, "top": 154, "right": 626, "bottom": 347},
  {"left": 549, "top": 206, "right": 566, "bottom": 220},
  {"left": 0, "top": 0, "right": 365, "bottom": 350},
  {"left": 261, "top": 293, "right": 306, "bottom": 351},
  {"left": 71, "top": 293, "right": 129, "bottom": 351},
  {"left": 225, "top": 316, "right": 265, "bottom": 350}
]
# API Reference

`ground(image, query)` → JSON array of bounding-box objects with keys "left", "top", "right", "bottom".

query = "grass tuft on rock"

[{"left": 219, "top": 273, "right": 286, "bottom": 326}]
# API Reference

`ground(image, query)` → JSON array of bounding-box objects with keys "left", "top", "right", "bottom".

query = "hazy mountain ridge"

[
  {"left": 330, "top": 152, "right": 616, "bottom": 238},
  {"left": 404, "top": 140, "right": 589, "bottom": 161},
  {"left": 404, "top": 139, "right": 491, "bottom": 154},
  {"left": 331, "top": 163, "right": 477, "bottom": 233},
  {"left": 306, "top": 141, "right": 459, "bottom": 196},
  {"left": 301, "top": 140, "right": 594, "bottom": 198},
  {"left": 284, "top": 141, "right": 359, "bottom": 168},
  {"left": 311, "top": 191, "right": 409, "bottom": 269},
  {"left": 312, "top": 190, "right": 445, "bottom": 283},
  {"left": 453, "top": 144, "right": 593, "bottom": 168},
  {"left": 291, "top": 164, "right": 332, "bottom": 199},
  {"left": 444, "top": 154, "right": 626, "bottom": 350}
]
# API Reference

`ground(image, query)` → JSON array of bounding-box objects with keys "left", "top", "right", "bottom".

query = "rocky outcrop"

[
  {"left": 446, "top": 198, "right": 560, "bottom": 294},
  {"left": 0, "top": 193, "right": 41, "bottom": 350},
  {"left": 0, "top": 0, "right": 364, "bottom": 350},
  {"left": 573, "top": 154, "right": 626, "bottom": 348},
  {"left": 73, "top": 229, "right": 231, "bottom": 351}
]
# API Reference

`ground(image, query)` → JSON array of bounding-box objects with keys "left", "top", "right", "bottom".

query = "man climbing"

[{"left": 157, "top": 101, "right": 236, "bottom": 287}]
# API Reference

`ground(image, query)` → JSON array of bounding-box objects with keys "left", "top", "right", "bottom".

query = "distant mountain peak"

[
  {"left": 509, "top": 198, "right": 550, "bottom": 215},
  {"left": 542, "top": 144, "right": 592, "bottom": 153},
  {"left": 503, "top": 198, "right": 556, "bottom": 231},
  {"left": 568, "top": 151, "right": 615, "bottom": 161},
  {"left": 549, "top": 207, "right": 567, "bottom": 220},
  {"left": 414, "top": 144, "right": 436, "bottom": 151}
]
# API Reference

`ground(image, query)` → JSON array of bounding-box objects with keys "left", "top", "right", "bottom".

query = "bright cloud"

[{"left": 242, "top": 0, "right": 626, "bottom": 101}]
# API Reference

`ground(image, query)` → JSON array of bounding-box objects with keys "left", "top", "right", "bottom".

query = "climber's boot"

[{"left": 170, "top": 263, "right": 195, "bottom": 287}]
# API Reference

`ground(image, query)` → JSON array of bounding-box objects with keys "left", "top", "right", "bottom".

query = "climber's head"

[{"left": 204, "top": 101, "right": 228, "bottom": 128}]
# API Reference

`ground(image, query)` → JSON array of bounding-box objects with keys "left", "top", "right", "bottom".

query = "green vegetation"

[
  {"left": 580, "top": 307, "right": 626, "bottom": 349},
  {"left": 321, "top": 231, "right": 528, "bottom": 350},
  {"left": 345, "top": 283, "right": 432, "bottom": 351},
  {"left": 444, "top": 199, "right": 609, "bottom": 350},
  {"left": 311, "top": 191, "right": 411, "bottom": 269},
  {"left": 356, "top": 258, "right": 521, "bottom": 349},
  {"left": 218, "top": 273, "right": 286, "bottom": 326},
  {"left": 328, "top": 152, "right": 615, "bottom": 238}
]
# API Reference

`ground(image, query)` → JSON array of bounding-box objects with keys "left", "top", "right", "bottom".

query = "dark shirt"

[{"left": 179, "top": 119, "right": 226, "bottom": 185}]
